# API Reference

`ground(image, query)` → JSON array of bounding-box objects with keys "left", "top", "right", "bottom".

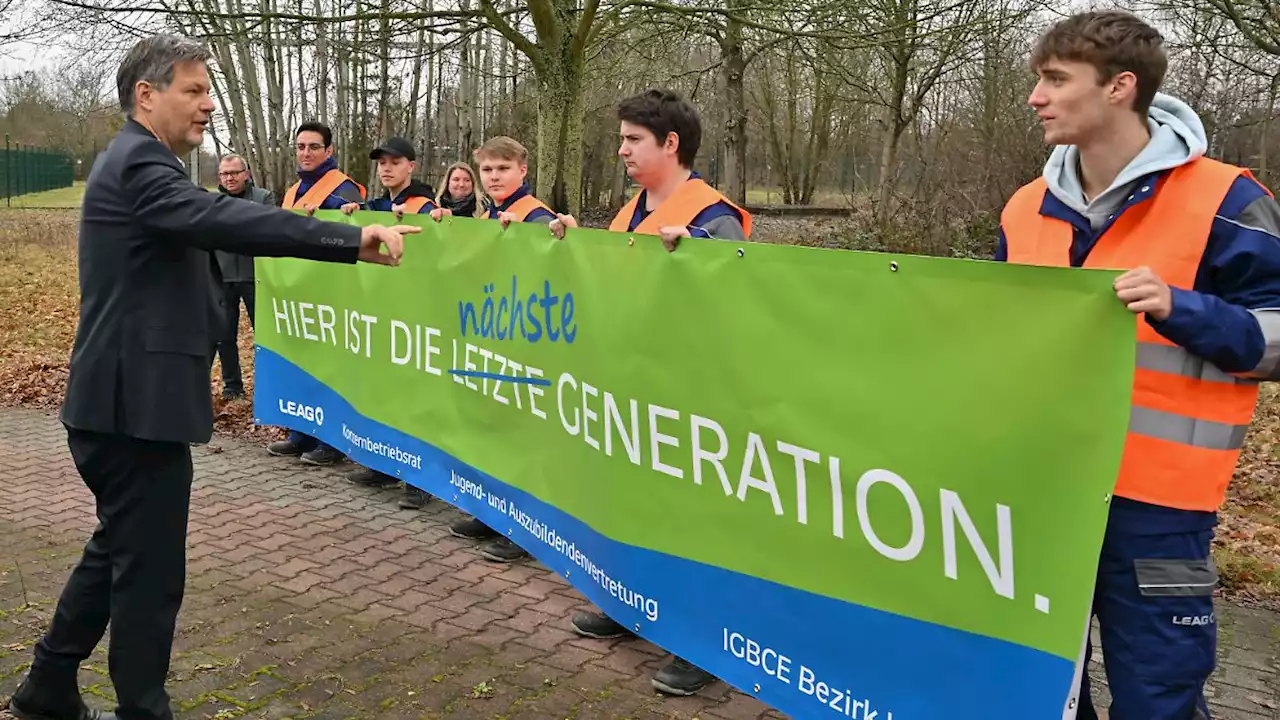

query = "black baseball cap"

[{"left": 370, "top": 136, "right": 416, "bottom": 161}]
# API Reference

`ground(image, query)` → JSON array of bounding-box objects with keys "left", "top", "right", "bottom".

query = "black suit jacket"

[{"left": 61, "top": 120, "right": 364, "bottom": 444}]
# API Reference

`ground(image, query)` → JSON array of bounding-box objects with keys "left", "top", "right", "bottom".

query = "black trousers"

[
  {"left": 216, "top": 281, "right": 255, "bottom": 391},
  {"left": 30, "top": 426, "right": 193, "bottom": 720}
]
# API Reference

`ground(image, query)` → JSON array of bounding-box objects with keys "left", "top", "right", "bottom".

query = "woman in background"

[{"left": 434, "top": 161, "right": 489, "bottom": 219}]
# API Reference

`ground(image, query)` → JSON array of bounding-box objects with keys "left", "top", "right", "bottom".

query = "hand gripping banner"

[{"left": 253, "top": 211, "right": 1135, "bottom": 720}]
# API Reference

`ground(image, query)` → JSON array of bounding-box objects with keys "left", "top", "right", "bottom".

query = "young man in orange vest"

[
  {"left": 999, "top": 12, "right": 1280, "bottom": 719},
  {"left": 550, "top": 88, "right": 751, "bottom": 249},
  {"left": 551, "top": 88, "right": 751, "bottom": 698},
  {"left": 340, "top": 136, "right": 439, "bottom": 507},
  {"left": 339, "top": 136, "right": 438, "bottom": 218},
  {"left": 443, "top": 135, "right": 551, "bottom": 563},
  {"left": 267, "top": 120, "right": 366, "bottom": 466},
  {"left": 473, "top": 136, "right": 555, "bottom": 225}
]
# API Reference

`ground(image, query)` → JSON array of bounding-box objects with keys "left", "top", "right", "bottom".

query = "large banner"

[{"left": 254, "top": 211, "right": 1135, "bottom": 719}]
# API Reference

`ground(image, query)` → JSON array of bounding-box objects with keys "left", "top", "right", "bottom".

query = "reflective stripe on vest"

[
  {"left": 505, "top": 194, "right": 552, "bottom": 221},
  {"left": 282, "top": 169, "right": 366, "bottom": 209},
  {"left": 401, "top": 196, "right": 431, "bottom": 213},
  {"left": 608, "top": 178, "right": 754, "bottom": 239},
  {"left": 1000, "top": 157, "right": 1261, "bottom": 512}
]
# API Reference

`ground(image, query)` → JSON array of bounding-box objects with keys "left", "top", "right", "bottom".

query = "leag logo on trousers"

[{"left": 279, "top": 399, "right": 324, "bottom": 426}]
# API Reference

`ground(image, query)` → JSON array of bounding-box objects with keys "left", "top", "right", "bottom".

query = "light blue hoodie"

[{"left": 1042, "top": 92, "right": 1209, "bottom": 230}]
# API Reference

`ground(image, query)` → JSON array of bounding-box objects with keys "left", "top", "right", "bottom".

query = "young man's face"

[
  {"left": 1028, "top": 58, "right": 1132, "bottom": 147},
  {"left": 477, "top": 156, "right": 526, "bottom": 202},
  {"left": 618, "top": 120, "right": 677, "bottom": 187},
  {"left": 295, "top": 130, "right": 331, "bottom": 172},
  {"left": 377, "top": 155, "right": 414, "bottom": 191}
]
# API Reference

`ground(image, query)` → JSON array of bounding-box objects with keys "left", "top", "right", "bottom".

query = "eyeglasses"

[
  {"left": 218, "top": 170, "right": 246, "bottom": 177},
  {"left": 296, "top": 143, "right": 326, "bottom": 152}
]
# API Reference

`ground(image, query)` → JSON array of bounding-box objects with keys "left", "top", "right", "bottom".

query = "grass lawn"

[
  {"left": 744, "top": 186, "right": 850, "bottom": 207},
  {"left": 4, "top": 182, "right": 87, "bottom": 209},
  {"left": 1, "top": 206, "right": 1278, "bottom": 604}
]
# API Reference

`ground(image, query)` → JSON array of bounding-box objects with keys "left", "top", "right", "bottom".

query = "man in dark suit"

[
  {"left": 5, "top": 34, "right": 418, "bottom": 720},
  {"left": 212, "top": 153, "right": 272, "bottom": 400}
]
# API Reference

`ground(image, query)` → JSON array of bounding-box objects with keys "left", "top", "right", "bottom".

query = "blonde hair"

[
  {"left": 473, "top": 136, "right": 528, "bottom": 164},
  {"left": 437, "top": 161, "right": 489, "bottom": 218}
]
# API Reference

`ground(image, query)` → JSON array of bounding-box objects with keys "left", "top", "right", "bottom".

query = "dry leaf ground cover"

[{"left": 2, "top": 207, "right": 1278, "bottom": 604}]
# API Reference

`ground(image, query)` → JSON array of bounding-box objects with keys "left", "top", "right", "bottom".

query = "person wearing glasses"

[
  {"left": 266, "top": 121, "right": 366, "bottom": 466},
  {"left": 211, "top": 153, "right": 273, "bottom": 401}
]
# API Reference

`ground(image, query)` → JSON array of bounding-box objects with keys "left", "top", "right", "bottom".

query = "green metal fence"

[{"left": 1, "top": 134, "right": 75, "bottom": 202}]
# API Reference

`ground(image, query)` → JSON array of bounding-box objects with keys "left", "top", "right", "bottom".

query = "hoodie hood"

[{"left": 1043, "top": 93, "right": 1208, "bottom": 228}]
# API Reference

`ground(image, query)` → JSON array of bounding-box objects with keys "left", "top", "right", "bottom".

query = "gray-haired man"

[
  {"left": 4, "top": 33, "right": 415, "bottom": 720},
  {"left": 213, "top": 154, "right": 273, "bottom": 400}
]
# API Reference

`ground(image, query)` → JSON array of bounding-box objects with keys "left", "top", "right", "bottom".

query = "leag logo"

[{"left": 279, "top": 399, "right": 324, "bottom": 426}]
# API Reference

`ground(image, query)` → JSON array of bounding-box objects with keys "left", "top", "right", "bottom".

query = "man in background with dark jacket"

[{"left": 213, "top": 153, "right": 273, "bottom": 400}]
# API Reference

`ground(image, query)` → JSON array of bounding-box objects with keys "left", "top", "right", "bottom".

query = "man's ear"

[
  {"left": 1108, "top": 70, "right": 1139, "bottom": 109},
  {"left": 665, "top": 131, "right": 680, "bottom": 156},
  {"left": 134, "top": 81, "right": 154, "bottom": 113}
]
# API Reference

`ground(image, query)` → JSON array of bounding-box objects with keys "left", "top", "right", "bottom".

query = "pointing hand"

[{"left": 358, "top": 224, "right": 419, "bottom": 265}]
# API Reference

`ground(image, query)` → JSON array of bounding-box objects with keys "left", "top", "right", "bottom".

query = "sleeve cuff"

[{"left": 1145, "top": 286, "right": 1202, "bottom": 338}]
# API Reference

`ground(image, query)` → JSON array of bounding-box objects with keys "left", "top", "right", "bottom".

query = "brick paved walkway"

[{"left": 1, "top": 406, "right": 1278, "bottom": 719}]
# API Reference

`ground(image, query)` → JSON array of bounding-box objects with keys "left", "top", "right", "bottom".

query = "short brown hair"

[
  {"left": 1031, "top": 11, "right": 1167, "bottom": 116},
  {"left": 616, "top": 89, "right": 701, "bottom": 168},
  {"left": 473, "top": 136, "right": 528, "bottom": 164}
]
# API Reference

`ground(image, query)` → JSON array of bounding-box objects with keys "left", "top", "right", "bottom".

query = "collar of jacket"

[{"left": 297, "top": 155, "right": 340, "bottom": 185}]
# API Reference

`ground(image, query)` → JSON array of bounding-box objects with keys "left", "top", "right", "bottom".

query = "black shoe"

[
  {"left": 300, "top": 445, "right": 344, "bottom": 466},
  {"left": 221, "top": 386, "right": 244, "bottom": 400},
  {"left": 570, "top": 611, "right": 635, "bottom": 639},
  {"left": 449, "top": 516, "right": 499, "bottom": 540},
  {"left": 399, "top": 486, "right": 429, "bottom": 509},
  {"left": 266, "top": 439, "right": 306, "bottom": 457},
  {"left": 344, "top": 467, "right": 398, "bottom": 487},
  {"left": 651, "top": 657, "right": 716, "bottom": 696},
  {"left": 479, "top": 537, "right": 529, "bottom": 563},
  {"left": 8, "top": 679, "right": 116, "bottom": 720}
]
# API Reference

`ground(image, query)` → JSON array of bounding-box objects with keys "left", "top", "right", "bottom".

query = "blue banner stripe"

[{"left": 255, "top": 346, "right": 1076, "bottom": 719}]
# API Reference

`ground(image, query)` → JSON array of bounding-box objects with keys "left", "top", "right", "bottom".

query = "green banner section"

[{"left": 256, "top": 211, "right": 1134, "bottom": 661}]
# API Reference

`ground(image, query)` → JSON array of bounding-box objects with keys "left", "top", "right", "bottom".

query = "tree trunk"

[
  {"left": 1262, "top": 72, "right": 1280, "bottom": 185},
  {"left": 407, "top": 23, "right": 427, "bottom": 141},
  {"left": 719, "top": 3, "right": 747, "bottom": 205},
  {"left": 260, "top": 0, "right": 286, "bottom": 190},
  {"left": 875, "top": 44, "right": 911, "bottom": 223},
  {"left": 535, "top": 56, "right": 586, "bottom": 214},
  {"left": 316, "top": 0, "right": 328, "bottom": 124}
]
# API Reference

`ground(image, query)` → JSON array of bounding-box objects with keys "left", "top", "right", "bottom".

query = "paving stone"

[{"left": 0, "top": 406, "right": 1277, "bottom": 720}]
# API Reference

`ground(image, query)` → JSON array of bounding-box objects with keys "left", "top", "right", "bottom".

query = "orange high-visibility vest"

[
  {"left": 1001, "top": 156, "right": 1264, "bottom": 512},
  {"left": 400, "top": 196, "right": 432, "bottom": 213},
  {"left": 609, "top": 178, "right": 753, "bottom": 239},
  {"left": 501, "top": 194, "right": 552, "bottom": 221},
  {"left": 282, "top": 169, "right": 367, "bottom": 209}
]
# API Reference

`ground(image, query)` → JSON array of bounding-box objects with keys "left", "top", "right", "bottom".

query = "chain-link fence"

[{"left": 2, "top": 135, "right": 75, "bottom": 203}]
